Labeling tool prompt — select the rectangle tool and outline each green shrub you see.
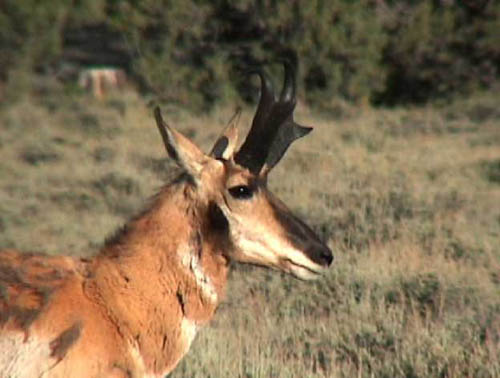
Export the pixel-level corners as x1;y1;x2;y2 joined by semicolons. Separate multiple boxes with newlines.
0;1;68;101
0;0;498;108
377;1;500;104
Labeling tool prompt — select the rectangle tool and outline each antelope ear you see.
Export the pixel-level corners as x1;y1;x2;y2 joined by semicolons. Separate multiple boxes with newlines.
210;107;241;160
154;107;207;181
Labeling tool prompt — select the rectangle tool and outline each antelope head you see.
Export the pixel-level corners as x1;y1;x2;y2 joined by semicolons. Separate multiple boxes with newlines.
154;62;333;280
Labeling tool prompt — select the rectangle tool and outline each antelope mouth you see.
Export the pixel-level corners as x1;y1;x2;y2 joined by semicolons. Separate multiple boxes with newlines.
283;258;328;281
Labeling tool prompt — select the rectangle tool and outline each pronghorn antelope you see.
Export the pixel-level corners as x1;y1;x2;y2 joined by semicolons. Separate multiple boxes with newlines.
78;67;126;99
0;63;333;377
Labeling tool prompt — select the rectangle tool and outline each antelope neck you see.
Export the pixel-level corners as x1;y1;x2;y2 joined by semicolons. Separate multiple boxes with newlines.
84;179;230;375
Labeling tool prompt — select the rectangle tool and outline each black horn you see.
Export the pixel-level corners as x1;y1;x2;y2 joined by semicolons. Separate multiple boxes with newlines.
280;60;296;103
234;61;312;175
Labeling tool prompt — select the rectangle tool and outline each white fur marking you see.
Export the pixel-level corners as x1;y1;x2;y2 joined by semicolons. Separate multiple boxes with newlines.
127;339;159;378
162;317;198;376
179;245;218;303
0;333;52;378
181;317;198;350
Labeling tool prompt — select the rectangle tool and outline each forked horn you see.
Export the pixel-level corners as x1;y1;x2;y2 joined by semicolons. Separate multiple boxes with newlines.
234;61;312;175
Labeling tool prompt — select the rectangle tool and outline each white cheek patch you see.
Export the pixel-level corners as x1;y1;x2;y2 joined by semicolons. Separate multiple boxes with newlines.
234;232;281;265
221;208;326;278
179;245;218;304
223;210;280;266
0;333;53;378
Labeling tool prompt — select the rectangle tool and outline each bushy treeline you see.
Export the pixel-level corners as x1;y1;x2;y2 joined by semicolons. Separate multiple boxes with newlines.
1;0;499;108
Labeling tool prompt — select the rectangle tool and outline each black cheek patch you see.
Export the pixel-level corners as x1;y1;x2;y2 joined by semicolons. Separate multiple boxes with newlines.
207;202;234;258
208;202;229;234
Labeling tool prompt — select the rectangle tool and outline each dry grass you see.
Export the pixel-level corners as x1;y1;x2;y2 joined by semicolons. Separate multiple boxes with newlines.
0;90;499;377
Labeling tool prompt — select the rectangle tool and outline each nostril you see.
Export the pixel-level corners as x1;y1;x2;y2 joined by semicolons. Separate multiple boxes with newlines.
324;251;333;266
322;248;334;266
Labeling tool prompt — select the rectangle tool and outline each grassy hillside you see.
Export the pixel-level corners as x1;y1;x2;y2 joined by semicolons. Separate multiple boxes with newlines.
0;91;499;377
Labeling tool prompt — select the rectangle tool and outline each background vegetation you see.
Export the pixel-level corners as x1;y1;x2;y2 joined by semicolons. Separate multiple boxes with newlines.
0;0;499;377
1;0;499;109
0;90;499;376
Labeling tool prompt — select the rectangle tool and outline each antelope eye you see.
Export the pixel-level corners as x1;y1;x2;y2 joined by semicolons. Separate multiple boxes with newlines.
228;185;254;199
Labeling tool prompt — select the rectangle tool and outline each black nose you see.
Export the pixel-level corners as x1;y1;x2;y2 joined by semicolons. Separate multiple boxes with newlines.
308;243;334;267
